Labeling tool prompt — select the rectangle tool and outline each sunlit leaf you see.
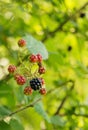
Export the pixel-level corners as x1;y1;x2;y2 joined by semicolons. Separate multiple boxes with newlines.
34;102;50;123
0;106;11;118
0;120;11;130
23;34;48;60
10;118;24;130
51;115;65;126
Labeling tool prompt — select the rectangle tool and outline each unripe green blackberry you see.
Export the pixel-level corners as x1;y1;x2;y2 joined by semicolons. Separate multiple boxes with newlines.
30;78;42;91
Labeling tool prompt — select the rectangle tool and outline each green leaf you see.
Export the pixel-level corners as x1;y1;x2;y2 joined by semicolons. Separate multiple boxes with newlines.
0;106;11;118
0;120;11;130
34;102;50;123
51;115;65;126
10;118;24;130
0;81;16;107
23;34;48;59
0;119;24;130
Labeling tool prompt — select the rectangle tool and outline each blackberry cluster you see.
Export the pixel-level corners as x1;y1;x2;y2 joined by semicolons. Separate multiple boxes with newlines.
8;38;47;96
30;78;42;90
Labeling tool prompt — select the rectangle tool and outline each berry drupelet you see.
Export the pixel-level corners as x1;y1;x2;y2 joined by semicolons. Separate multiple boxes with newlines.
30;78;42;90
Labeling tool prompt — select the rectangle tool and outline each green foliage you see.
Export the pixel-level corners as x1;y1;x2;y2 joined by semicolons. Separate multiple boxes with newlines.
0;106;11;118
0;0;88;129
51;115;65;127
23;34;48;59
0;119;24;130
34;102;50;123
0;121;11;130
9;118;24;130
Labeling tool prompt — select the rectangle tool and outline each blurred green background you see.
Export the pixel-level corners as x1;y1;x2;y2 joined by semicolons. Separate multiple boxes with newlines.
0;0;88;130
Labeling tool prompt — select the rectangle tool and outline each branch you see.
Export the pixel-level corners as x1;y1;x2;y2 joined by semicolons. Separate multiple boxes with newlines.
59;113;88;118
73;113;88;118
42;2;88;42
47;80;72;95
54;80;75;115
1;98;41;120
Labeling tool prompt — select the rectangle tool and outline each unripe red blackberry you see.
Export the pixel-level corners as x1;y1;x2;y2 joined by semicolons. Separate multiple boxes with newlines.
30;78;42;90
8;65;16;73
18;39;26;47
29;54;38;63
16;75;26;85
39;78;45;85
24;86;33;95
36;54;42;62
38;66;46;74
39;88;46;95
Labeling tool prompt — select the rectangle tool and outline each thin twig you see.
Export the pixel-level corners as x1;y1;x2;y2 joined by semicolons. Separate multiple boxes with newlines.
73;113;88;118
9;98;41;116
59;113;88;118
42;2;88;42
47;80;72;95
54;80;74;115
1;98;41;120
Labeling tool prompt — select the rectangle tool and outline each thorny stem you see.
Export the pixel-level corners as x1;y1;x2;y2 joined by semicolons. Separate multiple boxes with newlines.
54;80;75;115
0;98;41;121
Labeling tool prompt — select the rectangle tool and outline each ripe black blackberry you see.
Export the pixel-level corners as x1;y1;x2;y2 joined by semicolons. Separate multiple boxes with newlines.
30;78;42;90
